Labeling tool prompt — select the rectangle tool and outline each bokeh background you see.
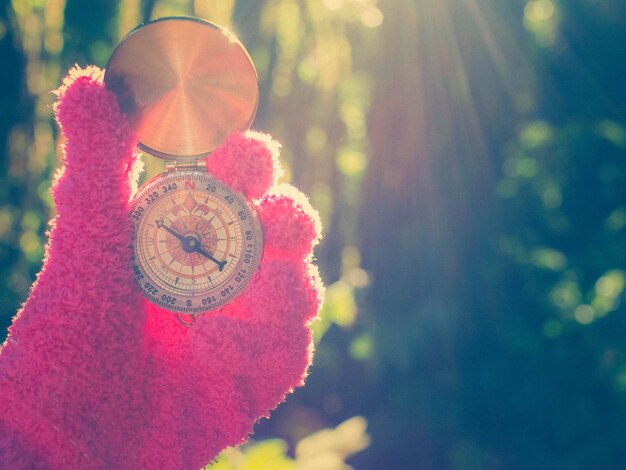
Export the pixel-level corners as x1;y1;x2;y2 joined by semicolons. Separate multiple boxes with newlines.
2;0;626;468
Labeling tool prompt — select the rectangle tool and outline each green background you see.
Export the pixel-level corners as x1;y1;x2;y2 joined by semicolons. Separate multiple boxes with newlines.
1;0;626;468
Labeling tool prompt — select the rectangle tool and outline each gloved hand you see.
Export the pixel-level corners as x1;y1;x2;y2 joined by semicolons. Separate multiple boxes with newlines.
0;66;323;469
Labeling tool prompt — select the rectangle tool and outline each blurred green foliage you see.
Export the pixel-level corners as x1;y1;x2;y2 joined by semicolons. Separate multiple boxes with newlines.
2;0;626;468
209;416;369;470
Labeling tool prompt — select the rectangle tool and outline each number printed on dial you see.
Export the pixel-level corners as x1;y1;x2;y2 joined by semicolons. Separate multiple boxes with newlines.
130;171;263;313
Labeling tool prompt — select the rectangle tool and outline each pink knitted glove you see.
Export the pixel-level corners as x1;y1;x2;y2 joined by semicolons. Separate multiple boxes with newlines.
0;66;323;469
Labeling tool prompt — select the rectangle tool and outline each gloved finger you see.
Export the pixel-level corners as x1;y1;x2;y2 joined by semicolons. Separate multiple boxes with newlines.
188;259;323;416
52;65;141;256
205;131;282;200
257;184;322;262
237;258;323;326
8;65;145;326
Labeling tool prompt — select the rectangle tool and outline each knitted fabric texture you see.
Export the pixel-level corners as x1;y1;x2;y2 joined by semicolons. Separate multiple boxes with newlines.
0;66;323;469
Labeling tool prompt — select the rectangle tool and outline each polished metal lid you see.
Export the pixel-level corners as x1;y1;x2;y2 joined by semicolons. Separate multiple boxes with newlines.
104;17;258;160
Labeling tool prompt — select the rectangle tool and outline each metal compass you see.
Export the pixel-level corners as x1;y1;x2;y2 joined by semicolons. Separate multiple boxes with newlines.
105;17;262;314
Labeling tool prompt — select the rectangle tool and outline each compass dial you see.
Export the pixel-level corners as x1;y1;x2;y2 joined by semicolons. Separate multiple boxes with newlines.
130;171;263;313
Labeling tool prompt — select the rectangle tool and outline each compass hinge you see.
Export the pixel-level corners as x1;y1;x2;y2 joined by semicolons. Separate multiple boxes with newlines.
165;161;207;173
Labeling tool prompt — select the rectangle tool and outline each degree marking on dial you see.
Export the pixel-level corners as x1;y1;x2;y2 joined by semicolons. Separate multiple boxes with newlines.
133;172;262;312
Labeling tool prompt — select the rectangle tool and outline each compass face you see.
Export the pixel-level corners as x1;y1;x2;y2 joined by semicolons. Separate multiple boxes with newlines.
130;171;263;313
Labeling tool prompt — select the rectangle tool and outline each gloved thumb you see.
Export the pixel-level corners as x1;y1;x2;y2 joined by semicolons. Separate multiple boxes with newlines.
52;65;141;263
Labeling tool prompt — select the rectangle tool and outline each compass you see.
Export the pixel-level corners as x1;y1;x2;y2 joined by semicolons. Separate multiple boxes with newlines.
129;171;262;313
105;17;262;314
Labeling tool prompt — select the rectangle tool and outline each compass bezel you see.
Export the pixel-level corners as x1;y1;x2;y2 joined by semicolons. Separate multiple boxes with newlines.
129;171;263;314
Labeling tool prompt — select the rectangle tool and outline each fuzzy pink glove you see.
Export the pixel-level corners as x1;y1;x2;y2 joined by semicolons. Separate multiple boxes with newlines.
0;66;323;469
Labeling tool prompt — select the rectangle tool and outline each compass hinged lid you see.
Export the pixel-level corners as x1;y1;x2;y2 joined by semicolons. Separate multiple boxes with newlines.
104;17;259;161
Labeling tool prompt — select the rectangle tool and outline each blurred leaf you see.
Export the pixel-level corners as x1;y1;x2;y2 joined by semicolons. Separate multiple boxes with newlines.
349;333;374;361
210;417;369;470
519;120;554;149
313;279;357;341
209;440;295;470
530;246;567;271
597;120;626;148
296;416;370;470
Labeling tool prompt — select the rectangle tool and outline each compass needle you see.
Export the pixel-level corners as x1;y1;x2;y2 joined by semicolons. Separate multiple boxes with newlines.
196;245;227;271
